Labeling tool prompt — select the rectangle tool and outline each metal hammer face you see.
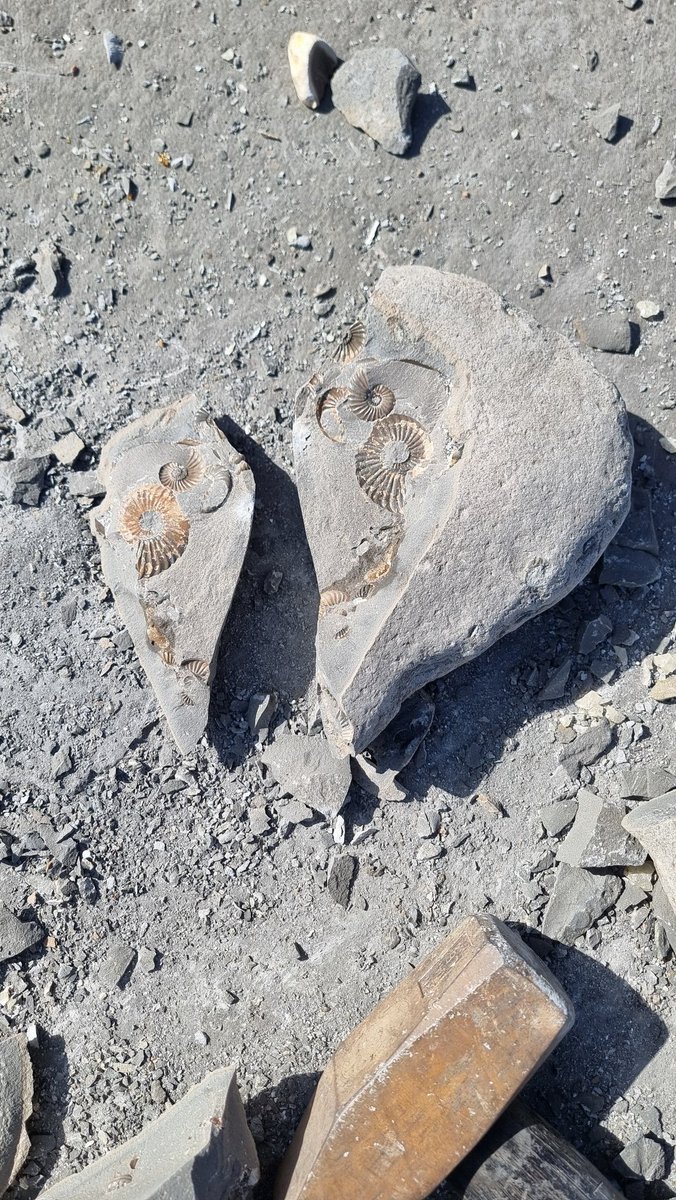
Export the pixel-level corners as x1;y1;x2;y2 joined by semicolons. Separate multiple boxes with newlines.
274;914;574;1200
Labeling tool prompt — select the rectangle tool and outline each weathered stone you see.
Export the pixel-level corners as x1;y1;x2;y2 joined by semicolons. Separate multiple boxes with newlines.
591;103;620;141
327;854;357;907
0;455;49;506
622;791;676;914
541;863;622;944
557;790;646;868
645;766;676;798
652;881;676;953
614;487;658;554
294;268;632;755
274;914;573;1200
599;545;661;587
619;765;648;799
42;1068;259;1199
650;677;676;702
540;799;578;837
34;238;64;296
558;722;614;777
0;1033;33;1194
574;314;631;354
331;48;421;156
0;904;43;963
351;754;407;802
262;727;351;818
68;470;106;498
578;614;613;654
613;1135;666;1182
636;299;662;320
655;160;676;201
287;31;338;110
98;940;136;989
91;395;254;753
537;659;571;702
366;688;434;773
52;430;85;466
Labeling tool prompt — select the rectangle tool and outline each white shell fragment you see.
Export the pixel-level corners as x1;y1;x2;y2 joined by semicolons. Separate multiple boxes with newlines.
91;395;255;753
288;31;339;110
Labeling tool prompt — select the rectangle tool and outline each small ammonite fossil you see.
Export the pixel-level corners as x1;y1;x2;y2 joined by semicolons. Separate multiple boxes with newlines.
316;387;348;444
182;658;210;683
332;319;366;364
319;586;349;616
355;414;432;514
119;484;190;577
159;449;205;493
345;367;395;422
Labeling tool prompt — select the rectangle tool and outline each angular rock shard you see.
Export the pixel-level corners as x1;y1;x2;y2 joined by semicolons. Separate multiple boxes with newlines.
262;727;351;818
288;32;339;110
331;48;421;156
293;267;632;755
274;913;574;1200
42;1068;259;1200
91;396;254;753
622;791;676;914
0;1033;33;1195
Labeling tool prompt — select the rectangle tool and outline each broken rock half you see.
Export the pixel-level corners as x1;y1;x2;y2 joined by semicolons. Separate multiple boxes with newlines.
91;396;254;753
293;267;632;755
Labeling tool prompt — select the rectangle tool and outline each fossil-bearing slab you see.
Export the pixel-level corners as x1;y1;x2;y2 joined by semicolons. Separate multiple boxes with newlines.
92;395;254;753
293;267;633;756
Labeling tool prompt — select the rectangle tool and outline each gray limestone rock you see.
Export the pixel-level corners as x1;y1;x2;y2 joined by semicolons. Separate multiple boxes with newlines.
0;1034;32;1194
540;799;578;837
262;727;351;818
652;881;676;954
614;486;658;554
351;754;407;803
558;723;615;778
0;455;49;506
91;396;255;753
599;545;660;587
331;47;421;156
294;267;632;756
613;1135;666;1182
574;314;631;354
655;160;676;201
41;1068;259;1199
0;904;43;962
591;103;621;141
327;854;357;907
619;765;648;799
622;790;676;914
34;238;64;297
557;790;646;868
578;614;613;654
537;659;571;702
541;863;622;944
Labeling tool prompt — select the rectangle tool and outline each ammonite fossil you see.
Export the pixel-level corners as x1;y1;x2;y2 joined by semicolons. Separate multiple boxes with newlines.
345;367;395;421
316;387;348;444
182;658;210;683
119;484;190;577
332;319;366;364
159;449;205;493
319;586;350;616
355;415;432;514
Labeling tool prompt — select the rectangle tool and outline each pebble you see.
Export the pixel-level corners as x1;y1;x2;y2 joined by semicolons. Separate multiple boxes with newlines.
103;30;124;68
591;103;620;142
0;455;49;506
655;160;676;201
578;614;613;655
574;314;632;355
52;430;85;466
34;141;50;159
636;299;662;320
452;67;474;88
416;808;441;839
331;47;421;157
537;659;571;702
549;188;563;205
327;854;357;908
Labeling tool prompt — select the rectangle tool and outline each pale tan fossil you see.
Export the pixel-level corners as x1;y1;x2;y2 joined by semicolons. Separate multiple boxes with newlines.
119;484;190;577
159;449;205;493
332;319;366;365
355;414;432;513
345;367;395;421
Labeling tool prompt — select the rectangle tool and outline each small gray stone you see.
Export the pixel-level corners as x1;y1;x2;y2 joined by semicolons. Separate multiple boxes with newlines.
574;314;632;354
68;471;106;499
247;691;276;738
636;299;662;320
40;1068;259;1199
0;905;43;963
540;799;578;837
541;863;622;944
655;160;676;202
276;799;315;829
35;239;64;297
619;765;648;799
262;728;351;818
646;766;676;799
99;941;136;989
137;945;158;973
591;103;621;142
578;614;613;655
35;141;51;159
416;807;441;838
652;881;676;953
327;854;357;908
537;659;572;702
599;546;661;588
613;1135;666;1182
557;790;646;868
248;808;271;837
452;66;474;88
558;723;615;777
623;791;676;915
0;455;49;506
103;30;124;68
614;487;658;555
331;47;421;156
0;1034;33;1194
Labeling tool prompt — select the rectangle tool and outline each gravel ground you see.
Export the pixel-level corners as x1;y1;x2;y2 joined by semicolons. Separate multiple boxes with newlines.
0;0;675;1196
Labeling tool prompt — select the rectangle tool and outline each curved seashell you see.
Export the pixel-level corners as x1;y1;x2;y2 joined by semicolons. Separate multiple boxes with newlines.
288;31;338;110
159;449;205;493
119;484;190;577
332;319;366;364
316;387;348;444
182;658;210;683
345;367;396;421
319;586;350;616
355;415;432;514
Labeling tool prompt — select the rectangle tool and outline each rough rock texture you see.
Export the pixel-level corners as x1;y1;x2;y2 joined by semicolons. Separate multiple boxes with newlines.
0;455;49;506
91;395;254;753
623;791;676;914
0;1033;33;1195
557;790;646;869
262;728;351;818
591;103;621;142
330;48;421;156
0;904;43;962
541;863;623;944
287;32;338;110
293;267;632;755
574;314;632;354
655;159;676;201
41;1068;259;1199
274;914;573;1200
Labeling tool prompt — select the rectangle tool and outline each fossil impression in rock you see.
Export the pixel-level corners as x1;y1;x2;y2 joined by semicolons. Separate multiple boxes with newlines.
293;268;633;757
91;395;254;753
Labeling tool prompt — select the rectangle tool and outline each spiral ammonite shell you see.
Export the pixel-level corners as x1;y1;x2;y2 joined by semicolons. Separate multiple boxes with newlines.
159;449;205;493
332;319;366;364
316;387;348;444
119;484;190;577
345;367;395;421
355;415;432;514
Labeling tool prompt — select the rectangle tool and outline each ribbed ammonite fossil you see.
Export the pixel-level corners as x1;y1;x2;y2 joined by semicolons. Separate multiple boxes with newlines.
332;319;366;364
119;484;190;577
355;414;432;513
345;367;396;422
158;449;205;492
